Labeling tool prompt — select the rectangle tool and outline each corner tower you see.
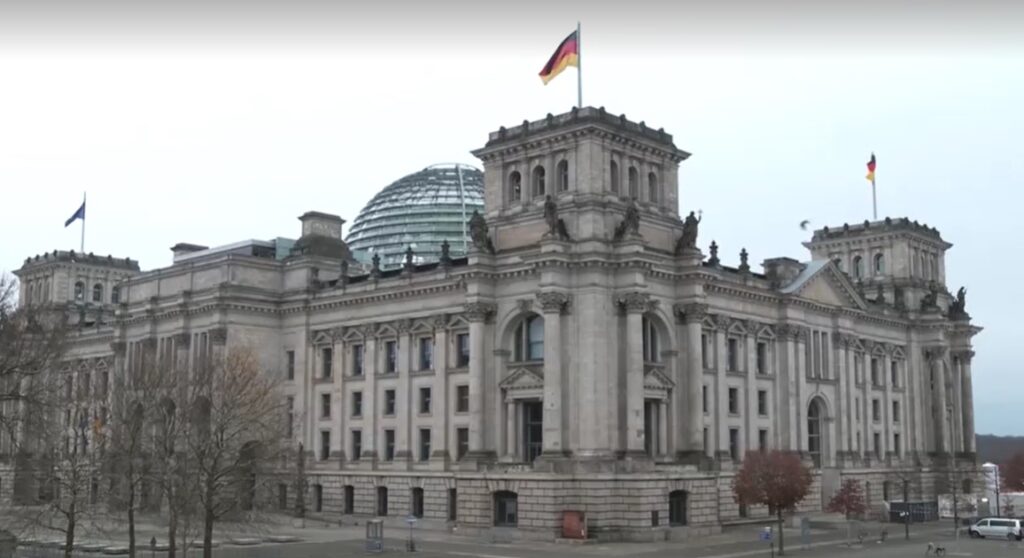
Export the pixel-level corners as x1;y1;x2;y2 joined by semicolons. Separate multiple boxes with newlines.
471;107;690;253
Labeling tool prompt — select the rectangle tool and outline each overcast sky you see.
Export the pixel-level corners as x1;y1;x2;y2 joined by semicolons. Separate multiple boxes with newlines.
0;0;1021;435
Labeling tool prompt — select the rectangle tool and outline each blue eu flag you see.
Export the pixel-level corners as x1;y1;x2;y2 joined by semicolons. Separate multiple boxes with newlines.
65;201;85;227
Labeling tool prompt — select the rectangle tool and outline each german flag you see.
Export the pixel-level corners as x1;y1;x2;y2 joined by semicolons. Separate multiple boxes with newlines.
865;153;877;183
539;31;579;85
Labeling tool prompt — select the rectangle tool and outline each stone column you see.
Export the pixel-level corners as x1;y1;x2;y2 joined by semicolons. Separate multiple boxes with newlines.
776;326;798;451
431;315;449;464
835;334;851;457
658;400;669;457
505;399;517;459
795;328;808;453
745;321;758;452
619;292;649;456
395;319;413;464
464;302;495;460
927;347;949;454
361;327;378;464
952;355;964;453
960;350;976;453
677;303;707;458
538;292;569;457
713;315;730;463
883;347;893;461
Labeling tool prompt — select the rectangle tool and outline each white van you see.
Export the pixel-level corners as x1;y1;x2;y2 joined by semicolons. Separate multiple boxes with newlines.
968;518;1023;540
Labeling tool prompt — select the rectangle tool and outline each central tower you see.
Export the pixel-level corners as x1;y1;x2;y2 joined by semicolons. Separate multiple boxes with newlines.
471;106;690;254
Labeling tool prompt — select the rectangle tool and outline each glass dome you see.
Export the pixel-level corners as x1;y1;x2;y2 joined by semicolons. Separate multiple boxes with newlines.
345;163;484;269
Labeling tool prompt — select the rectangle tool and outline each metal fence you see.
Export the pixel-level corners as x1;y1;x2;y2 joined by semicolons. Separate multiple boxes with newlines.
888;501;939;523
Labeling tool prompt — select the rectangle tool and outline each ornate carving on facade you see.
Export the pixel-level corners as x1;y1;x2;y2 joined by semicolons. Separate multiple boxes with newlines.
536;292;570;314
395;319;413;334
330;326;346;340
516;299;532;314
468;210;495;254
920;282;940;310
674;210;702;255
616;292;650;313
360;324;377;338
431;314;449;330
109;341;126;356
713;314;731;330
404;246;415;274
463;302;496;323
208;328;228;345
948;286;969;319
674;302;709;324
775;324;800;341
439;240;452;268
543;195;571;241
952;349;976;363
612;198;641;241
745;319;760;335
339;259;349;287
371;254;382;279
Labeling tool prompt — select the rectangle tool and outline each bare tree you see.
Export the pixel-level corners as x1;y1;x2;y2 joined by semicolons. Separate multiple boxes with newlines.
184;346;287;558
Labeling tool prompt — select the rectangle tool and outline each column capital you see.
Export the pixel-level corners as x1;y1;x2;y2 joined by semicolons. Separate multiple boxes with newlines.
952;349;975;363
395;318;413;333
536;292;570;314
924;346;948;361
617;292;651;314
674;302;708;324
173;332;191;347
431;314;449;330
209;327;227;345
712;314;731;330
463;302;496;323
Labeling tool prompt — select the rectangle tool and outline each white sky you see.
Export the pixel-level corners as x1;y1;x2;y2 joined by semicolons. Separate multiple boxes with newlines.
1;0;1021;434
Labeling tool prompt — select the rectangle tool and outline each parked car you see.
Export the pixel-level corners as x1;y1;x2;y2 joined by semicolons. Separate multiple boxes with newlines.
968;518;1023;540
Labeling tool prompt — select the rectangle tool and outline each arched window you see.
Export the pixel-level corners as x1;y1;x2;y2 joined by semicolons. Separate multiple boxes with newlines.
852;256;863;279
494;491;518;526
512;314;544;362
642;316;660;363
92;283;103;303
873;253;884;275
557;160;569;192
74;281;85;302
648;172;659;203
807;398;824;467
610;161;620;194
669;490;688;526
508;171;522;203
111;286;121;305
628;166;639;198
532;165;546;197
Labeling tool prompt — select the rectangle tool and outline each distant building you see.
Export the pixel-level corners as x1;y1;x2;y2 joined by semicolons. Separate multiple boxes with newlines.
5;107;982;539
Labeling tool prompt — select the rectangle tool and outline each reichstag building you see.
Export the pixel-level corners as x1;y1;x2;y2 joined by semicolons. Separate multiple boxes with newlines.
9;107;981;540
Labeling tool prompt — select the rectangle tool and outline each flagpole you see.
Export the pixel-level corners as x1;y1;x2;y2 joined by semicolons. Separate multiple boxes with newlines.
81;191;86;253
871;179;877;220
576;21;582;108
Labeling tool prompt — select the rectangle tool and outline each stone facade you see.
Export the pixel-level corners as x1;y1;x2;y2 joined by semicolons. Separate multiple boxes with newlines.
5;107;981;540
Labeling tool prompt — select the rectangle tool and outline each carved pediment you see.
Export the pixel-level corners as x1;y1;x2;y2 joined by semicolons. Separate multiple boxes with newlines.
782;262;866;310
644;365;675;392
312;329;335;346
499;367;544;391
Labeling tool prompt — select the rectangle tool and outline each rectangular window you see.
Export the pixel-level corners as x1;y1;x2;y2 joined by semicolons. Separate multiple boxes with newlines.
448;488;457;521
703;428;709;455
729;428;739;461
352;392;363;418
756;342;767;375
352;430;362;461
857;432;862;452
419;387;432;414
728;387;739;414
385;341;398;373
384;429;395;461
701;334;709;369
757;390;767;416
456;385;469;413
411;487;424;518
894;433;901;456
384;389;396;416
727;338;739;371
872;399;880;422
377;486;388;516
758;429;768;451
855;397;861;420
320;393;331;419
322;348;333;379
871;357;880;386
419;428;431;462
352;344;364;376
874;432;882;459
286;350;295;380
456;333;470;367
890;361;898;387
418;337;433;370
314;484;323;512
278;483;288;510
702;385;708;413
287;397;294;436
892;401;900;423
319;430;330;461
344;485;354;514
457;427;469;460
